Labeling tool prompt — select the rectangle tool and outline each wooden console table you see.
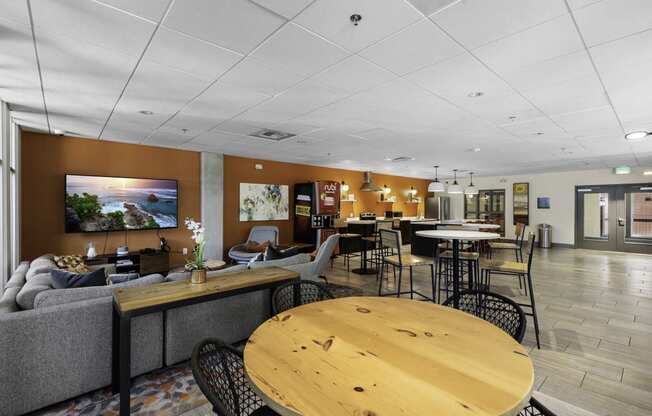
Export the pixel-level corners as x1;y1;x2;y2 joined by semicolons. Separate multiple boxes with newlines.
111;266;300;415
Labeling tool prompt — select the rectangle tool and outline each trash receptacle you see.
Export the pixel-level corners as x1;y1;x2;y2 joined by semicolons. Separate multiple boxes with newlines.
539;224;552;248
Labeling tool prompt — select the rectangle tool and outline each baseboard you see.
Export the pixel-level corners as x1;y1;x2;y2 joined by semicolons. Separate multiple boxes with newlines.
551;243;574;249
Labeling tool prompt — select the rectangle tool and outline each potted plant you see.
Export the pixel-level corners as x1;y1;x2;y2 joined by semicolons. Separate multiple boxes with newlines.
184;218;207;284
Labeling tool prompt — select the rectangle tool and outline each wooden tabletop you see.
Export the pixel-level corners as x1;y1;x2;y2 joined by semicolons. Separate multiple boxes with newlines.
416;229;501;241
244;297;534;416
113;266;299;314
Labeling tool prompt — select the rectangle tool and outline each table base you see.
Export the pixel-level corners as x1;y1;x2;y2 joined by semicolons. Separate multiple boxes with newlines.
351;268;378;275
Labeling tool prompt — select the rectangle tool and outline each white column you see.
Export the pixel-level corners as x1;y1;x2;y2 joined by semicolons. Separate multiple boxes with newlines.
201;152;223;260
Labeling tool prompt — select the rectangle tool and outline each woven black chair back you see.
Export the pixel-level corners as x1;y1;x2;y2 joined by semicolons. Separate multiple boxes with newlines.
272;281;335;315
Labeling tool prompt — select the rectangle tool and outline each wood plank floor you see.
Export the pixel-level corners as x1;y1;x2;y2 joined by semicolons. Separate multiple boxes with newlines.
320;246;652;416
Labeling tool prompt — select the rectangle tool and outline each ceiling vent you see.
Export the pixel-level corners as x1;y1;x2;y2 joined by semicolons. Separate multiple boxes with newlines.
390;156;414;162
249;129;295;141
360;172;383;192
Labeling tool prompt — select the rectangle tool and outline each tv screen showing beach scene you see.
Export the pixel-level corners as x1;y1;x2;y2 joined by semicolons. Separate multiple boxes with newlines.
65;175;178;233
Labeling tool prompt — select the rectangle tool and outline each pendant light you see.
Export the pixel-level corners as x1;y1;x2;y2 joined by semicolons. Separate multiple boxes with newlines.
465;172;479;195
428;165;445;193
447;169;462;194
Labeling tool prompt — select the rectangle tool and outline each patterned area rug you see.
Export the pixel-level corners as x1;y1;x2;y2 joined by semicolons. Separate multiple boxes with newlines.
30;363;207;416
324;282;365;298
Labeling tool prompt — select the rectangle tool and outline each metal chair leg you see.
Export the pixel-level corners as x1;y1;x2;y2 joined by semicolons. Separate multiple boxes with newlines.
526;271;540;349
409;266;414;299
430;264;437;303
396;267;403;298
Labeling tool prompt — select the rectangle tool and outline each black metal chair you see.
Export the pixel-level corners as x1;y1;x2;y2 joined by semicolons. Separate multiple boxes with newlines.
519;397;557;416
442;290;527;343
191;338;279;416
272;281;335;315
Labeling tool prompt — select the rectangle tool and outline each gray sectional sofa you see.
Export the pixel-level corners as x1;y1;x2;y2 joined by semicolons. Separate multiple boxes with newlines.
0;250;326;416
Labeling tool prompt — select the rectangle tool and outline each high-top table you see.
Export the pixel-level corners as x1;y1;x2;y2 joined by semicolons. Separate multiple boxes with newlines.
111;267;300;416
245;297;534;416
416;230;499;307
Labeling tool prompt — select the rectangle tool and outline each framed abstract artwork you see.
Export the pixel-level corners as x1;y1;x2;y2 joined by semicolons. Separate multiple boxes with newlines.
239;183;289;221
537;197;551;209
513;182;529;225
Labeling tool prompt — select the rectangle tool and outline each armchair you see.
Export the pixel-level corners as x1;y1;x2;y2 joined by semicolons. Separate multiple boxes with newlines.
228;226;279;263
283;234;339;282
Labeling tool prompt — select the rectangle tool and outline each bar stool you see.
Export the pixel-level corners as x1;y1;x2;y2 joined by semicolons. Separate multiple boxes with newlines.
338;233;361;272
481;233;540;349
377;229;436;301
489;222;526;261
436;249;480;302
370;220;394;269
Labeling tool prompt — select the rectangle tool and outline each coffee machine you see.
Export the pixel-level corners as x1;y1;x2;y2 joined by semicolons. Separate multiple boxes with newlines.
293;181;341;246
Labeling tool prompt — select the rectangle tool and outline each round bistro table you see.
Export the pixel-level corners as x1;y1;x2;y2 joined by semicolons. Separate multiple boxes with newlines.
244;297;534;416
416;230;499;308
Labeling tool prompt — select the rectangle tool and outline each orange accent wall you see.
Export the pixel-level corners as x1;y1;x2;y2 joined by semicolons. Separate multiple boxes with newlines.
224;155;429;254
20;132;200;266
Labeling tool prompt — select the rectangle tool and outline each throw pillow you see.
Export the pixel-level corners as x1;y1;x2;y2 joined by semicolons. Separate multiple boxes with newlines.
51;268;106;289
53;255;90;273
244;240;272;253
263;245;299;261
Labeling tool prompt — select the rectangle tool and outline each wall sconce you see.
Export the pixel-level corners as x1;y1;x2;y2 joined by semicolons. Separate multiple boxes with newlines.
409;186;417;196
383;185;391;194
341;181;349;192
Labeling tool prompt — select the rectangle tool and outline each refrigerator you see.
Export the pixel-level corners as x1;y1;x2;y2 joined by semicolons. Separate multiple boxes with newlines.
425;196;451;220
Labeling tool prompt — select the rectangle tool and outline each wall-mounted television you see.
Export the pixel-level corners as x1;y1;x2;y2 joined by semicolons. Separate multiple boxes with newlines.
65;174;178;233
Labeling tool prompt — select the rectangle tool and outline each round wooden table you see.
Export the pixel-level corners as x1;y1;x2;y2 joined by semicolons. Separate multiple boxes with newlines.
244;297;533;416
416;230;500;308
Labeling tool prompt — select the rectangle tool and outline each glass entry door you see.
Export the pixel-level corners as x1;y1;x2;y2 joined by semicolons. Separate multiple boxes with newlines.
576;184;652;253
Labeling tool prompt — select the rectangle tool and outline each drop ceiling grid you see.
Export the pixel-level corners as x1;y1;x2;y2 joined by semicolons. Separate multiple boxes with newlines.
4;0;652;177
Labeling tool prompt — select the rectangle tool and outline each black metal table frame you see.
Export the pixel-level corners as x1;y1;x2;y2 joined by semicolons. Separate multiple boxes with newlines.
351;238;378;275
112;275;300;416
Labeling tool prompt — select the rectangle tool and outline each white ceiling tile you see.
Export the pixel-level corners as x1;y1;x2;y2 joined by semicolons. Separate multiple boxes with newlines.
219;56;305;96
462;93;543;125
359;20;464;75
294;0;423;52
474;14;584;74
144;27;242;81
551;107;622;138
431;0;568;49
213;119;265;135
406;53;513;106
496;50;595;91
407;0;461;16
31;0;155;57
252;23;349;77
95;0;170;22
573;0;652;47
1;1;30;27
163;0;285;54
521;75;608;116
250;0;313;19
590;30;652;133
500;117;570;139
311;56;395;93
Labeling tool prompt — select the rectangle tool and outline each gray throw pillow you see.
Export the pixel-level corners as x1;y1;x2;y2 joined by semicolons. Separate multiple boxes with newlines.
51;268;106;289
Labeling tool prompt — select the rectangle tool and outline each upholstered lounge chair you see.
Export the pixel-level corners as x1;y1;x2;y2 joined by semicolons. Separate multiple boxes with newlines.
228;226;279;263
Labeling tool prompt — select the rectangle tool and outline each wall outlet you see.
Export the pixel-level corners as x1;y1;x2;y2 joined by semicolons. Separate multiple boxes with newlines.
182;247;188;255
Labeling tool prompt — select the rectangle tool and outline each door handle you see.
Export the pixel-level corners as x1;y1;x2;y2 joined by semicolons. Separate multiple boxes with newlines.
618;218;625;226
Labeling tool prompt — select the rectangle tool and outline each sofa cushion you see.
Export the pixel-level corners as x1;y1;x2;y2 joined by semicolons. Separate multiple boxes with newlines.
0;287;21;314
16;272;54;310
6;262;29;289
165;265;247;282
51;268;105;289
33;273;165;309
26;257;58;280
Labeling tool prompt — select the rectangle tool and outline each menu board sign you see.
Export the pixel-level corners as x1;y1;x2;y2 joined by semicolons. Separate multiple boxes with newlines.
315;181;340;215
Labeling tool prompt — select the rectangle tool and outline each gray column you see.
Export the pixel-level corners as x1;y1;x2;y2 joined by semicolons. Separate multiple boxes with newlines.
201;152;223;260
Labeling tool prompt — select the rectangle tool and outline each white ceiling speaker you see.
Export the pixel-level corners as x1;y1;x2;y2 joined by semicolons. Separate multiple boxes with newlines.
465;172;478;195
428;165;445;193
447;169;462;194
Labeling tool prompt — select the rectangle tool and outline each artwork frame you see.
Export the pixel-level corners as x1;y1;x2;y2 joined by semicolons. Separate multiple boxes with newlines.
239;183;289;221
513;182;529;225
537;197;551;209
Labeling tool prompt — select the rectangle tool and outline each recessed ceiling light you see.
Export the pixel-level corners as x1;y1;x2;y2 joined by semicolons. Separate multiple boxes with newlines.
350;14;362;26
472;147;481;152
625;131;649;140
508;116;517;120
467;91;484;98
534;132;544;136
139;110;154;115
644;170;652;175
